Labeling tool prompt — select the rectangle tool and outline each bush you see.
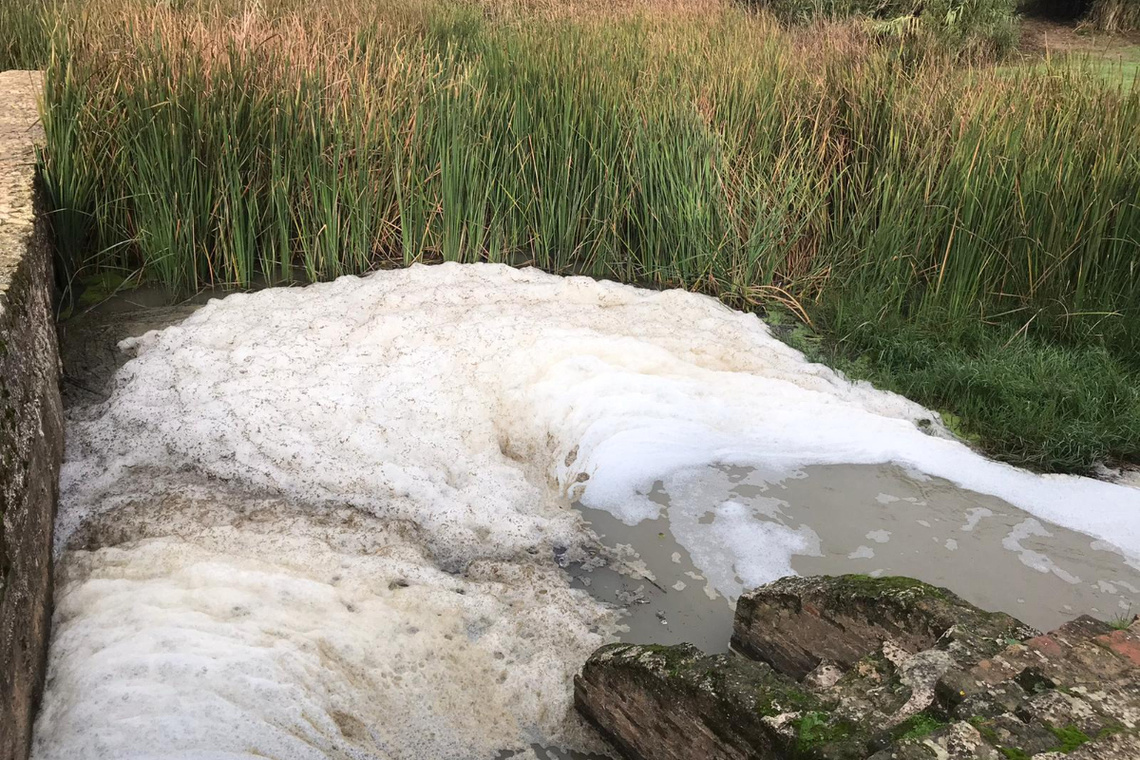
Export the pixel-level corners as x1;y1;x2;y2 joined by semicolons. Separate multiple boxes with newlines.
1019;0;1140;31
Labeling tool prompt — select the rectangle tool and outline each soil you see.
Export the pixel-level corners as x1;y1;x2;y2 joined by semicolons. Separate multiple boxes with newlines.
1017;16;1140;58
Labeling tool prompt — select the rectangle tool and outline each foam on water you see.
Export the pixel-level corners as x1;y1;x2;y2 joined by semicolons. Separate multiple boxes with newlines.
36;487;614;759
42;263;1140;757
64;263;1140;564
58;263;938;560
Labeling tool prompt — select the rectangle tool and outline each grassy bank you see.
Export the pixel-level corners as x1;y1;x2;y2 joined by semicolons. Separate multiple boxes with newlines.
775;310;1140;473
11;0;1140;474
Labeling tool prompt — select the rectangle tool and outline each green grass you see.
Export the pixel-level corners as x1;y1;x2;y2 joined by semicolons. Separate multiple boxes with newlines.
1081;53;1140;87
998;748;1031;760
889;712;947;742
771;303;1140;475
11;0;1140;474
1001;40;1140;88
1046;724;1092;752
1109;608;1135;629
816;312;1140;473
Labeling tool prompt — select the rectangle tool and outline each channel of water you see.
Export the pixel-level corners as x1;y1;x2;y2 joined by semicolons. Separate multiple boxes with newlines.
32;265;1140;759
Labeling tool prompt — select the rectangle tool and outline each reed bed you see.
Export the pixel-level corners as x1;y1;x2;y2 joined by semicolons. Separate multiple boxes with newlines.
0;0;51;70
19;0;1140;471
1088;0;1140;31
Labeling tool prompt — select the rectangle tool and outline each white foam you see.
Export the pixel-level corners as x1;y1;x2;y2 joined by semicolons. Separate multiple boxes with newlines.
961;507;994;532
1002;518;1081;585
34;495;613;760
66;263;1140;565
47;262;1140;756
61;262;1140;574
59;264;939;562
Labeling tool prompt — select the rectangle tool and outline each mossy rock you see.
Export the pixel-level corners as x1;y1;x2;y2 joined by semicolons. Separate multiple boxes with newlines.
576;642;873;760
733;575;1038;680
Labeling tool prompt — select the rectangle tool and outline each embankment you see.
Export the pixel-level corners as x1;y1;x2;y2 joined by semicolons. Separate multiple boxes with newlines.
0;69;60;760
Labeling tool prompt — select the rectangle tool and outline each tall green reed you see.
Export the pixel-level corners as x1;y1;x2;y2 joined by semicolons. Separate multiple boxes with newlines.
0;0;51;70
33;0;1140;357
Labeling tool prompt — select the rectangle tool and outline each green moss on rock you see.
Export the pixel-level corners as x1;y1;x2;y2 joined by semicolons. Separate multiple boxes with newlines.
998;748;1031;760
794;711;868;759
578;643;873;760
890;713;948;743
1046;724;1091;753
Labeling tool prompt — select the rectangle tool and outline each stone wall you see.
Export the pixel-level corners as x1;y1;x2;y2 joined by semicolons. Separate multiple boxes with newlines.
0;70;61;760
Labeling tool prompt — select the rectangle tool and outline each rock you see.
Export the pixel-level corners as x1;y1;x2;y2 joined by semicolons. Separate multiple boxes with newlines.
1063;732;1140;759
577;575;1140;760
574;643;870;760
869;721;1003;760
732;574;1036;680
972;713;1062;756
1017;689;1108;736
826;645;912;726
804;660;844;690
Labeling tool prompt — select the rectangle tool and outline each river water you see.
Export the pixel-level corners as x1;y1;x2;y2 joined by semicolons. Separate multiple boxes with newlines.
32;264;1140;759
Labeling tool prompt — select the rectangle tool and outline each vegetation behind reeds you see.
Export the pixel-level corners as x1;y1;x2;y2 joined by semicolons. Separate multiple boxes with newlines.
754;0;1020;57
1088;0;1140;31
13;0;1140;473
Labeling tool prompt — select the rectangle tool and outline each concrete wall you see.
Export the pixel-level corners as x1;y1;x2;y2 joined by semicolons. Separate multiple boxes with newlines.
0;70;61;760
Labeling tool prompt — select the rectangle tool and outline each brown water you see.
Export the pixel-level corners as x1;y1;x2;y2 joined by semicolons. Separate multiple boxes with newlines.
573;463;1140;651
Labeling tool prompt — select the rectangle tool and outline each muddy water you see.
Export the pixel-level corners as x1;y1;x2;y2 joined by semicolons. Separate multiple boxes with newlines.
573;463;1140;651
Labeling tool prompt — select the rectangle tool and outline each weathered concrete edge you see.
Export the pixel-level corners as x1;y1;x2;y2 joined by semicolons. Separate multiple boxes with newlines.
0;69;61;760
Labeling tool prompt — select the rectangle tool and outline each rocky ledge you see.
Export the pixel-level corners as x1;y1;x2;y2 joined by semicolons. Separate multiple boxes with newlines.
575;575;1140;760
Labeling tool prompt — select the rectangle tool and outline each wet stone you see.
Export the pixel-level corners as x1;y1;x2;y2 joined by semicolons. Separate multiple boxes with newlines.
731;574;1037;680
574;642;870;760
576;574;1140;760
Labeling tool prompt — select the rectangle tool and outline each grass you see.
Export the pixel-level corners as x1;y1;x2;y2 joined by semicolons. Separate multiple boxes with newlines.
1109;607;1135;629
8;0;1140;474
1081;53;1140;86
813;312;1140;473
889;712;947;742
1046;724;1092;752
